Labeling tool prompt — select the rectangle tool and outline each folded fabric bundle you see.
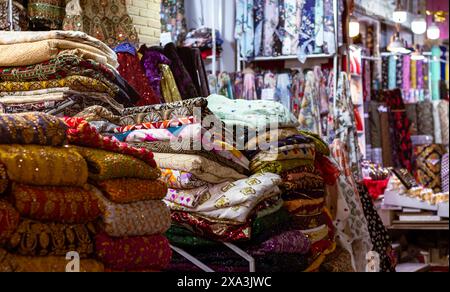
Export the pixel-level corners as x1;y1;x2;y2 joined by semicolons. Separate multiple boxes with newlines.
170;207;289;243
64;117;157;168
0;201;20;244
95;233;172;271
115;116;197;133
6;220;97;257
290;212;329;230
320;246;355;272
281;166;324;182
0;112;67;146
1;253;104;272
166;186;210;208
12;183;101;224
0;39;118;67
0;145;88;187
74;105;122;124
252;230;311;255
250;144;316;162
116;123;202;143
72;147;160;181
153;153;246;183
161;169;208;190
284;198;326;216
0;76;116;99
95;179;167;204
0;31;116;61
95;192;171;237
0;164;8;194
165;173;281;223
207;94;299;131
250;159;314;175
244;134;313;159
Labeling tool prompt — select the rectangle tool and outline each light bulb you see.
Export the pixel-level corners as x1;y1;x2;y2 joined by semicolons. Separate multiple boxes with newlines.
411;15;427;35
393;10;408;23
349;17;360;38
427;23;440;40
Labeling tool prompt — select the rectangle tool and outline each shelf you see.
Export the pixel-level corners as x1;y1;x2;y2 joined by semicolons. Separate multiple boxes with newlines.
388;221;449;231
242;54;334;62
396;263;431;273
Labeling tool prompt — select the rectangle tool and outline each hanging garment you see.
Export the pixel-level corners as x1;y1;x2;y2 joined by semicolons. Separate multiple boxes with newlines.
254;0;265;57
28;0;64;30
164;43;199;100
388;55;396;90
379;104;394;167
177;47;210;97
263;71;277;98
291;70;305;118
275;73;292;111
323;0;336;55
313;0;324;54
273;0;285;57
315;67;328;115
298;0;316;63
0;0;27;31
139;47;171;99
438;100;449;145
235;0;255;59
208;74;218;95
405;103;418;135
116;45;161;106
160;0;187;46
63;0;139;47
298;71;321;135
263;0;279;56
255;73;265;100
282;0;299;56
160;64;182;103
242;69;257;100
233;72;244;100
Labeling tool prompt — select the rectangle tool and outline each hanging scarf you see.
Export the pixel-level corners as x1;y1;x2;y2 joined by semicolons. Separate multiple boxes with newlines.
313;0;324;54
298;71;321;135
403;55;411;94
323;0;336;55
411;60;417;89
438;100;449;145
396;54;403;88
254;0;265;57
298;0;316;63
388;55;396;90
235;0;255;59
243;70;257;100
275;73;292;111
282;0;299;56
263;0;279;56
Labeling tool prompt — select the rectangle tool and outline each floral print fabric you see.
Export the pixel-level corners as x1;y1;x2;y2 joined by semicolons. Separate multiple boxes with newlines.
161;169;207;190
235;0;255;59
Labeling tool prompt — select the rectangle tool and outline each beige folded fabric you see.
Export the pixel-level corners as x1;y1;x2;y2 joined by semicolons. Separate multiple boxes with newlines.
0;30;116;63
153;153;247;183
0;39;117;67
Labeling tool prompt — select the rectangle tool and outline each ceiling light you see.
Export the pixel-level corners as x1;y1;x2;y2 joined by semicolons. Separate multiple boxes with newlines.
393;1;408;23
427;22;440;40
349;16;360;38
411;12;427;34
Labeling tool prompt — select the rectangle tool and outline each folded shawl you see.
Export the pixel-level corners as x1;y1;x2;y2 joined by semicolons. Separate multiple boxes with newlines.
94;179;167;204
0;145;88;187
0;201;20;244
160;168;207;189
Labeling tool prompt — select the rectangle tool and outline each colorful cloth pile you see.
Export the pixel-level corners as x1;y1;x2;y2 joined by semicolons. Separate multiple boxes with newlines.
0;31;142;116
0;113;172;272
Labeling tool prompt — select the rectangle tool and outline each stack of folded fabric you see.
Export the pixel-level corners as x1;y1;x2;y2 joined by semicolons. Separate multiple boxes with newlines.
0;31;142;116
182;27;224;59
62;117;173;272
0;112;104;272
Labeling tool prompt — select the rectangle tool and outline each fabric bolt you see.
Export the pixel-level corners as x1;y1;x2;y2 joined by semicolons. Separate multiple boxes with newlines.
254;230;311;255
242;70;257;100
272;0;284;56
72;147;160;181
95;233;172;271
0;112;67;146
298;130;330;156
251;144;316;163
254;0;264;56
388;56;396;90
298;71;321;134
117;51;161;106
433;101;443;144
313;0;324;54
0;145;88;187
95;192;171;237
28;0;64;30
262;0;279;56
116;123;202;144
160;64;183;103
396;55;403;88
358;184;396;272
245;134;313;159
7;220;96;258
233;72;244;99
379;107;394;167
64;117;157;168
298;0;316;63
166;186;210;209
315;66;329;115
12;183;101;224
403;55;411;93
442;154;449;193
369;101;382;148
411;60;417;89
414;144;447;193
0;201;20;244
160;169;207;190
320;246;355;272
417;60;424;89
95;179;167;204
63;0;139;47
281;0;298;56
235;0;255;59
438;100;449;145
405;103;418;135
417;101;435;137
381;57;389;90
165;173;281;224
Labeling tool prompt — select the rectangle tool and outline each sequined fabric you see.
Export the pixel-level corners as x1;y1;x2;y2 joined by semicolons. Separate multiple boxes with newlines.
96;232;172;271
0;113;67;146
12;183;101;224
0;145;88;187
0;201;20;245
0;164;7;194
7;220;96;258
28;0;65;30
95;179;167;204
72;147;160;181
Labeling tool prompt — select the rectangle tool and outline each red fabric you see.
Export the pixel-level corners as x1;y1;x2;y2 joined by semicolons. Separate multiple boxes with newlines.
353;106;364;132
63;117;157;168
362;178;389;200
95;232;172;271
0;200;20;244
315;154;340;186
117;53;162;106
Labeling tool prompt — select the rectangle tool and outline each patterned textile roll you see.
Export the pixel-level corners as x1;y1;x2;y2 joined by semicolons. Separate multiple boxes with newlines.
0;201;20;244
12;183;101;224
405;103;418;135
438;100;449;145
442;154;449;193
94;179;167;204
414;144;447;193
433;101;443;144
95;232;172;271
417;101;435;137
0;145;88;187
379;109;393;167
369;101;382;148
0;112;67;146
6;220;97;257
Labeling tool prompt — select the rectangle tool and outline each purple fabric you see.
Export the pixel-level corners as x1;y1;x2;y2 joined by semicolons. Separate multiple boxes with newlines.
253;230;311;255
140;49;171;99
417;60;424;90
403;55;411;93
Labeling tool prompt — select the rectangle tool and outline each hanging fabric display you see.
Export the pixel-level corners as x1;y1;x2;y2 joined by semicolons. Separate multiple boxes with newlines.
0;0;27;31
298;0;315;63
235;0;255;59
263;0;279;57
28;0;65;30
160;0;188;46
